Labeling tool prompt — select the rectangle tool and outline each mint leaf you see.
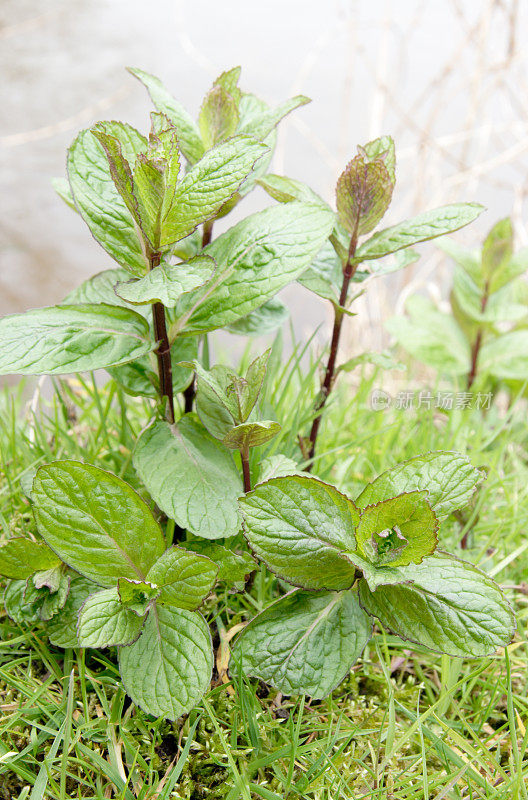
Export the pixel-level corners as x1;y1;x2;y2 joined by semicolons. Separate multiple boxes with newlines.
33;461;165;586
4;580;42;625
47;575;97;647
52;176;76;210
225;297;289;336
237;95;310;141
198;85;239;148
118;605;212;720
354;492;437;568
160;137;268;248
240;476;359;591
257;454;306;483
359;552;515;657
179;542;255;584
362;135;396;182
134;416;242;539
482;217;513;283
223;420;280;450
28;567;71;621
0;538;59;579
117;578;161;615
298;241;343;304
174;202;335;333
0;304;153;376
257;174;330;206
64;268;148;314
77;587;146;647
356;451;484;520
115;256;215;306
336;151;394;236
146;546;218;610
127;68;205;165
67;128;148;274
357;203;484;262
193;363;240;439
232;588;372;698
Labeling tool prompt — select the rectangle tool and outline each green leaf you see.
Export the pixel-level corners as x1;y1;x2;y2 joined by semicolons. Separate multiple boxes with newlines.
91;123;142;229
0;538;59;579
28;567;71;621
46;575;98;647
479;330;528;380
438;237;483;287
386;295;471;376
240;476;359;591
225;297;289;336
118;605;212;720
223;420;281;450
199;85;239;148
64;268;148;315
110;334;198;398
482;217;513;283
357;203;484;262
353;492;437;569
361;135;396;182
336;151;394;236
489;247;528;294
298;241;344;304
173;202;335;333
115;256;215;306
77;587;146;647
134;416;242;539
117;578;161;615
0;304;153;376
128;67;205;164
4;580;42;625
179;541;255;584
193;363;240;439
358;552;515;657
336;350;403;375
160;136;268;248
237;94;310;141
33;461;165;587
214;66;242;100
146;546;218;610
257;454;306;483
257;174;330;207
232;588;372;698
356;451;484;520
67;127;147;274
452;265;526;325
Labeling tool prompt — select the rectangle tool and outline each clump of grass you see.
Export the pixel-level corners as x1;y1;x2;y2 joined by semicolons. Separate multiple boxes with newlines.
0;359;527;798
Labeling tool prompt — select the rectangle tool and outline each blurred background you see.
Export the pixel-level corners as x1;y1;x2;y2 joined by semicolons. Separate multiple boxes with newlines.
1;0;527;356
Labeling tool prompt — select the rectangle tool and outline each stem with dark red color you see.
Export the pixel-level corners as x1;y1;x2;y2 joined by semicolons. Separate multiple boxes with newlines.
149;251;175;423
307;231;359;466
466;281;489;391
241;445;252;493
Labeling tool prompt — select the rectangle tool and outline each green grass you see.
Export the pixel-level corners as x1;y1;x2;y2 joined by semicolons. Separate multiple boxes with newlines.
0;343;527;799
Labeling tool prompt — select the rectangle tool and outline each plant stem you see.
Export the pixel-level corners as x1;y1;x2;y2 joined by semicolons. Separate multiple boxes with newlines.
240;445;252;493
202;219;214;248
307;231;359;466
466;281;489;391
149;251;175;423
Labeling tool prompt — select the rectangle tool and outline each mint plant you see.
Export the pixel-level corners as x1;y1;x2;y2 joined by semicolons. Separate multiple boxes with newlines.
387;217;528;391
0;66;515;720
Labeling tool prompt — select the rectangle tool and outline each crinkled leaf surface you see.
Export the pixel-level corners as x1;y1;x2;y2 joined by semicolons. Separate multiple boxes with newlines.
356;451;484;520
336;154;393;236
223;420;280;450
67;127;148;274
4;580;42;625
64;268;148;316
257;454;306;483
161;137;268;247
354;492;438;567
172;202;335;333
33;461;165;586
77;587;146;648
26;568;71;621
47;575;98;647
115;256;215;306
117;578;161;615
193;363;239;439
357;203;484;262
118;605;212;720
232;588;372;698
179;541;255;584
240;476;359;590
237;94;310;141
0;304;153;376
359;552;514;657
0;538;59;580
146;546;218;610
134;416;242;539
198;85;239;148
127;68;205;165
257;174;330;206
225;297;289;336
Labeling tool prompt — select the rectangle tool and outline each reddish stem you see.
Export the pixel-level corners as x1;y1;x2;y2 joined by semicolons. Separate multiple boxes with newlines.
149;252;175;423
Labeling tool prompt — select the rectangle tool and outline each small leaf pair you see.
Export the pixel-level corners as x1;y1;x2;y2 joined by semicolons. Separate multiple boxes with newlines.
31;460;219;720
